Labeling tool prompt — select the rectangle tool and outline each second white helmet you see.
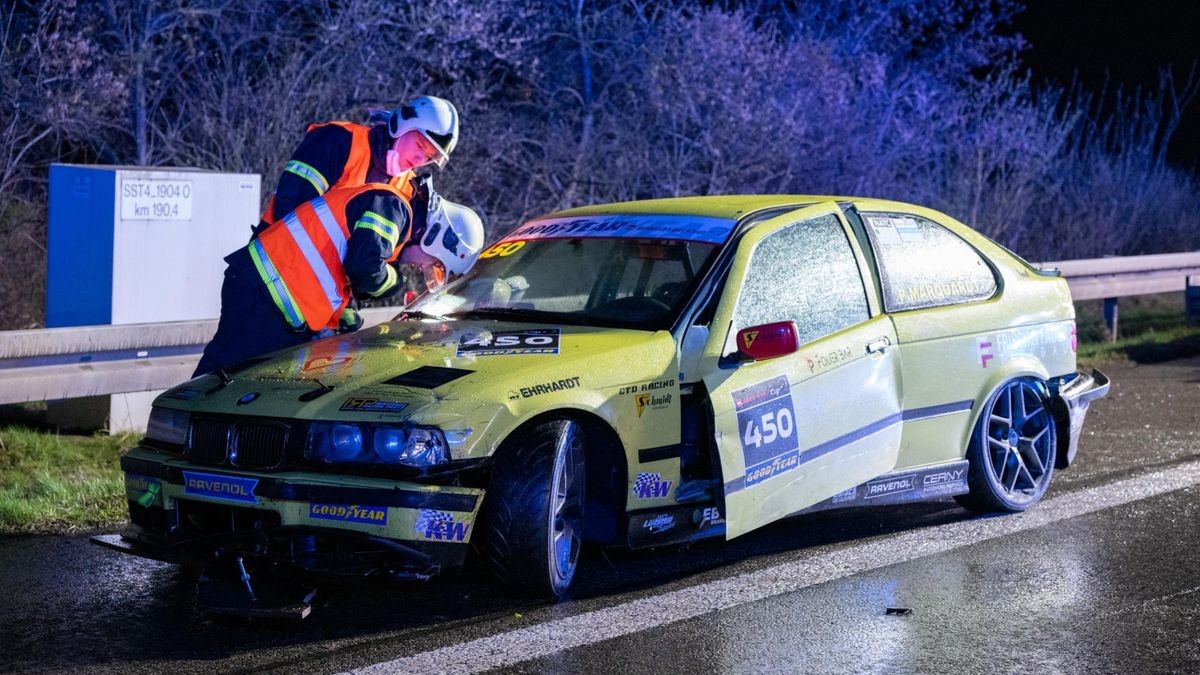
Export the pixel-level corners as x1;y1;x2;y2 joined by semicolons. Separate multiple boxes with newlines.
421;199;484;276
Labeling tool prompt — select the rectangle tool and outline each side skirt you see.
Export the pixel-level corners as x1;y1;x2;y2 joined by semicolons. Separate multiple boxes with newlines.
622;460;970;549
795;459;970;515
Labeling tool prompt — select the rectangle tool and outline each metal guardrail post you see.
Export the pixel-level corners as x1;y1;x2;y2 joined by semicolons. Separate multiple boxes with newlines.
1103;298;1119;342
1188;275;1200;324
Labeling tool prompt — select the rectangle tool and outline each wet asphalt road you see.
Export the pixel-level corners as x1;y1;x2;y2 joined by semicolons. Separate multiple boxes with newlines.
1;356;1197;674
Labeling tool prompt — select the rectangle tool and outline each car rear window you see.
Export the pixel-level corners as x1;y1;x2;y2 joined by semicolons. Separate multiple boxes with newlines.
861;212;997;312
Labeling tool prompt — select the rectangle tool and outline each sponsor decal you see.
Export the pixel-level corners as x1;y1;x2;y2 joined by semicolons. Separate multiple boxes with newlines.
978;337;994;368
339;397;408;413
456;329;560;356
302;356;356;374
309;503;388;526
500;214;734;245
236;392;260;406
635;392;672;417
415;509;470;542
831;486;858;504
742;330;759;350
126;473;162;507
806;345;853;373
161;388;199;401
922;468;967;495
865;474;916;499
516;376;581;399
697;506;724;527
976;325;1072;368
125;474;158;494
618;379;675;396
732;375;800;487
182;471;258;504
633;472;673;500
642;514;676;534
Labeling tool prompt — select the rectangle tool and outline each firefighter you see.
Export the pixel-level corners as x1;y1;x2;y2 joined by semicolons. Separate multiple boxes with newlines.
193;181;484;378
255;95;459;237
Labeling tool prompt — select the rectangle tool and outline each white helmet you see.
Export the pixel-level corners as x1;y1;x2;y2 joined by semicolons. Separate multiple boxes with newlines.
422;199;484;276
387;96;459;168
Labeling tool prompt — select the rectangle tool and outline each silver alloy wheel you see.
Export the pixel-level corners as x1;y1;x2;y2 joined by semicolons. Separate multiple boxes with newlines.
547;424;582;587
982;379;1055;506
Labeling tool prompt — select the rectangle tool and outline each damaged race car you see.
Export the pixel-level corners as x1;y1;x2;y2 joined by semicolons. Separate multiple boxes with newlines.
94;196;1109;615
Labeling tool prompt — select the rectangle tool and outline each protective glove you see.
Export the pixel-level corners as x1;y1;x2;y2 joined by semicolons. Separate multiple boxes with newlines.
338;306;364;333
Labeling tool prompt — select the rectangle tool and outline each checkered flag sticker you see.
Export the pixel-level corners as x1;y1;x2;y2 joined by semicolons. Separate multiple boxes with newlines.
633;472;672;499
415;509;453;537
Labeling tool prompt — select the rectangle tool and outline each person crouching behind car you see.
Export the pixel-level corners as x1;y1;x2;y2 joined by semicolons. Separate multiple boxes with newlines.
193;182;484;378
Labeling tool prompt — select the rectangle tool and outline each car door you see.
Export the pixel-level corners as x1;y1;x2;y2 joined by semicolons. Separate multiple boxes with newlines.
697;202;902;538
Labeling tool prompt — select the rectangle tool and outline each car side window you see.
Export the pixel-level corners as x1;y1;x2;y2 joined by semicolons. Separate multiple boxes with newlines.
732;213;870;345
862;212;997;312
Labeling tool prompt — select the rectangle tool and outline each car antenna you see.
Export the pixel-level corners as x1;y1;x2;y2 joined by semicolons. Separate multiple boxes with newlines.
206;368;234;395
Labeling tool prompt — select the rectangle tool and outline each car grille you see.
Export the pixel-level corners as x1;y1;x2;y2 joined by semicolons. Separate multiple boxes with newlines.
232;423;288;469
186;419;291;469
188;419;230;464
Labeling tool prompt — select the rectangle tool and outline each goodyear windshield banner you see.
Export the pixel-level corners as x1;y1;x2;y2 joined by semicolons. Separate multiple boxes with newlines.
501;215;735;245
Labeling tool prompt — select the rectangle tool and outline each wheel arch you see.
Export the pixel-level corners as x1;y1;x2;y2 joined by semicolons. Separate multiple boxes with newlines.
960;356;1052;457
492;408;629;545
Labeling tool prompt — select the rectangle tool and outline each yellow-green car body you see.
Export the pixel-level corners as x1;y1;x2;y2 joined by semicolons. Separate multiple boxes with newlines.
105;196;1109;596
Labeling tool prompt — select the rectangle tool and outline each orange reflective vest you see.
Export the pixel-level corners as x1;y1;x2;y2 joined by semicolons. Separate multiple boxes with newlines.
249;181;414;331
260;121;375;224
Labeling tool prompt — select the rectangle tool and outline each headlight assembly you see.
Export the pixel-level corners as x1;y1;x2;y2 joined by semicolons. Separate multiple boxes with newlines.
308;422;448;468
145;406;190;446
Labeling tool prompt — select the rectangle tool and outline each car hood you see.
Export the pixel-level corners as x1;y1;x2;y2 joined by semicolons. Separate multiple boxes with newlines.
160;319;673;423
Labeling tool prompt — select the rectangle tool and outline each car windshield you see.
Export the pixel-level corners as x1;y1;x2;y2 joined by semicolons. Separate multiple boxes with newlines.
407;214;733;330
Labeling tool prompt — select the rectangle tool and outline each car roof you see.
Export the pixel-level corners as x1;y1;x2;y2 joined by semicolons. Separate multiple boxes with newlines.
547;195;930;221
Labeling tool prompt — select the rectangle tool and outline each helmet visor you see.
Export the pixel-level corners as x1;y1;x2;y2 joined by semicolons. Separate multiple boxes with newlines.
418;130;450;170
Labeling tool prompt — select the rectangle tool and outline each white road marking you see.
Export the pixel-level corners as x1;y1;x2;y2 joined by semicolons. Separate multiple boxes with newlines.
348;459;1200;675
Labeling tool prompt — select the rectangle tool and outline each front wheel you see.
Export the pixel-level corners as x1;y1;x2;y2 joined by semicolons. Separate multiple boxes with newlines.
956;378;1057;513
482;419;585;598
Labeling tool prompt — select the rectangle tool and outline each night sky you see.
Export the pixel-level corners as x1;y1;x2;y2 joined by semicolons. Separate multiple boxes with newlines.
1015;1;1200;170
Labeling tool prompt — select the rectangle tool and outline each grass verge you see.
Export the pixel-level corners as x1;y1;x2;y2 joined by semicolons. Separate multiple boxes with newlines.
0;426;136;534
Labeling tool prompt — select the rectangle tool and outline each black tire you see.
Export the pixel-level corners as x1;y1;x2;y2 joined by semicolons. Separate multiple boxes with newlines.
956;378;1057;513
482;419;585;598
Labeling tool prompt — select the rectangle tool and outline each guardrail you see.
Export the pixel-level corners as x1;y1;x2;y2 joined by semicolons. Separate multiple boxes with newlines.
0;307;395;405
1038;252;1200;341
1;253;1198;405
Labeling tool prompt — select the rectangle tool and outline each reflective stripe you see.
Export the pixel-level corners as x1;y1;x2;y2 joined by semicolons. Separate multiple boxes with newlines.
366;263;399;298
284;160;330;193
312;197;348;258
355;210;401;246
248;240;305;328
282;213;343;314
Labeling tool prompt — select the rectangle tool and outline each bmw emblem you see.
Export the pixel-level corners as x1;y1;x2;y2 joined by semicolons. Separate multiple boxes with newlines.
236;392;260;406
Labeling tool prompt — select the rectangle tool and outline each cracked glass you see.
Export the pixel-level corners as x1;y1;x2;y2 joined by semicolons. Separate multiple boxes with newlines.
733;213;869;345
862;212;997;311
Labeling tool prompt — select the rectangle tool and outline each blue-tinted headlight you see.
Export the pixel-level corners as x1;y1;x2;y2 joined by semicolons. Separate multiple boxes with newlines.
374;427;407;462
309;423;365;463
309;423;448;468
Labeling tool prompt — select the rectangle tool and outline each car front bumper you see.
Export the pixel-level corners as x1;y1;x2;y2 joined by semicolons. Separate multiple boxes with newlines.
103;447;484;578
1053;368;1111;468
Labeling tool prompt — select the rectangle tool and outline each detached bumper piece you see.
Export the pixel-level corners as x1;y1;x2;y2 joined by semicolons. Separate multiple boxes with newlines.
1052;368;1111;468
196;554;318;620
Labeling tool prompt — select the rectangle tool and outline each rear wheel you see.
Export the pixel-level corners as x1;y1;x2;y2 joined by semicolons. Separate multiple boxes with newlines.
482;419;585;598
957;378;1057;513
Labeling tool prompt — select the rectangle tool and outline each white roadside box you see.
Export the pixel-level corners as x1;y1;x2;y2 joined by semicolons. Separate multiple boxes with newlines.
47;165;260;431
